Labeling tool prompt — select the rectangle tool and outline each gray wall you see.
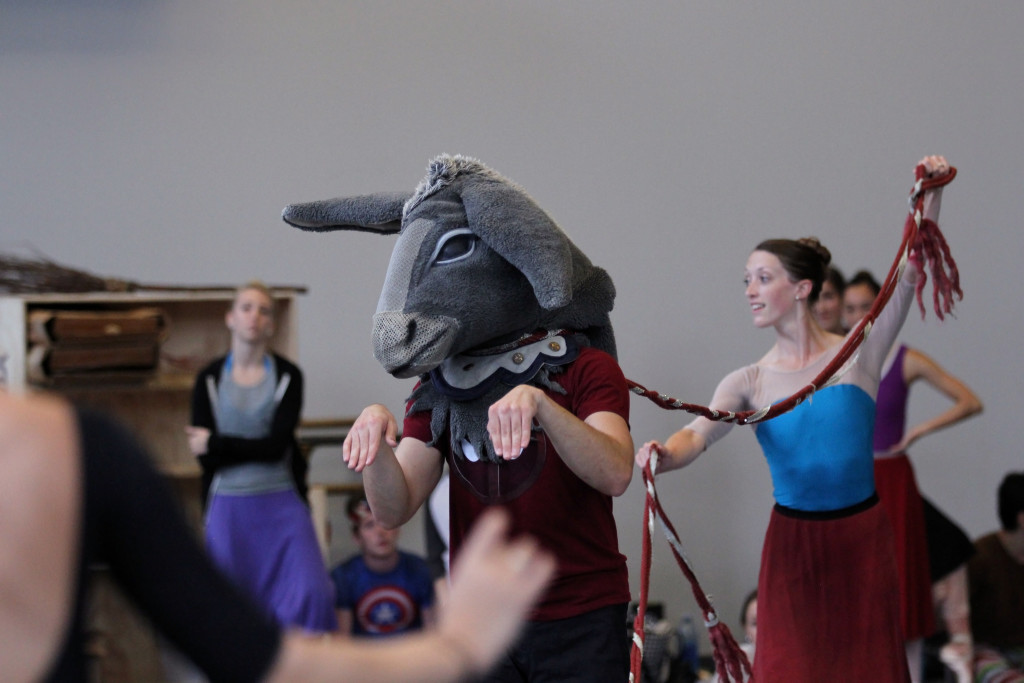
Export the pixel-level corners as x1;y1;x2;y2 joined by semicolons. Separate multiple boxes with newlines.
4;1;1021;646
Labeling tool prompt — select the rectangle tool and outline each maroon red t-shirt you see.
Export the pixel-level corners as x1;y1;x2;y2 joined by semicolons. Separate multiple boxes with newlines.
403;346;631;621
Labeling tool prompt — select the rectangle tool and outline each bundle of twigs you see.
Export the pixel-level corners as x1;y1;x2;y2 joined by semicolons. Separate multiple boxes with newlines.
0;251;140;294
0;250;305;295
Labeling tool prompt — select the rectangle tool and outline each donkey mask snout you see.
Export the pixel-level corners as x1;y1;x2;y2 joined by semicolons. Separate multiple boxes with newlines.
372;310;460;378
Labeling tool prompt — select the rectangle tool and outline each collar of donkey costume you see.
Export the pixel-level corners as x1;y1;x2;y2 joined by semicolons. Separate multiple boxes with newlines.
427;329;578;402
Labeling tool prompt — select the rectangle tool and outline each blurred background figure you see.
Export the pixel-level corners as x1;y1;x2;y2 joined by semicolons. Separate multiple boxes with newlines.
332;492;435;637
425;468;452;607
844;269;982;682
812;266;846;334
187;281;336;633
968;472;1024;683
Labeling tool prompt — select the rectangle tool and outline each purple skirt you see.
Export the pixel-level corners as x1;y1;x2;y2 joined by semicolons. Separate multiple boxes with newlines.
206;489;337;633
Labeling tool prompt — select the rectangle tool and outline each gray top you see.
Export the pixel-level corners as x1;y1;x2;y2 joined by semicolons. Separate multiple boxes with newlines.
210;358;293;495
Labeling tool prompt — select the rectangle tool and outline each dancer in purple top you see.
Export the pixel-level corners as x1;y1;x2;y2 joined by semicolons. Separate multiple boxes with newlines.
844;271;983;682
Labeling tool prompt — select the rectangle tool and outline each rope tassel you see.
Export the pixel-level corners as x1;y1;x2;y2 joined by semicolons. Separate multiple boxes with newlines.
911;217;962;321
708;621;752;683
907;164;962;322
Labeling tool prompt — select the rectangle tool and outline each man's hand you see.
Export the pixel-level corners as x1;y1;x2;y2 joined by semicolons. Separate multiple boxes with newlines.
343;404;399;472
487;385;545;460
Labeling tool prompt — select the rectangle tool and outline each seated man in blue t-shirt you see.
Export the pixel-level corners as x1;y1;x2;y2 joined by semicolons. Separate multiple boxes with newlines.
332;492;436;637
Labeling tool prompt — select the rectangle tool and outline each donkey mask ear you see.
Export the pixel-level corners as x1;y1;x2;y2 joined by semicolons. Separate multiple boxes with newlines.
282;191;410;235
458;176;573;311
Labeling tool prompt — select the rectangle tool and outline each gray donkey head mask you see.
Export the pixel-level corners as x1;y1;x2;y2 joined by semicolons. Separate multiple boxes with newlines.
283;154;617;376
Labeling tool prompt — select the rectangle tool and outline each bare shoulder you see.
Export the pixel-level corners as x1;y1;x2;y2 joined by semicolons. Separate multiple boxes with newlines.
0;389;79;523
0;391;79;682
0;391;75;456
901;346;944;379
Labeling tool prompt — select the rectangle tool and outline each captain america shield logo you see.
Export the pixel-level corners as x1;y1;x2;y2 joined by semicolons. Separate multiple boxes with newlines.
355;586;416;634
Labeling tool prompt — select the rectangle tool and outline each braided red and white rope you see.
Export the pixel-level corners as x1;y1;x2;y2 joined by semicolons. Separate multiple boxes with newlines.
627;164;960;683
630;457;752;683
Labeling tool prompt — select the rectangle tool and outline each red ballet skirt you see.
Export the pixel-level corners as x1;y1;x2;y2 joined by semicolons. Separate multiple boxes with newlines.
874;453;936;640
755;496;911;683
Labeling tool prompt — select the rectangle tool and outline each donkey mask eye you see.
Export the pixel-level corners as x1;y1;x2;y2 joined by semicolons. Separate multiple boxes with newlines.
431;229;478;265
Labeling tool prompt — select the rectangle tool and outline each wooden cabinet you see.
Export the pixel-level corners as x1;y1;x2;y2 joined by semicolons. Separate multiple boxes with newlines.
0;287;303;682
1;289;300;468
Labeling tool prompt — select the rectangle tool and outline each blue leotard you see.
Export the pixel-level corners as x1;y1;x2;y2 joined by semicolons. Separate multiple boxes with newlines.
686;274;917;511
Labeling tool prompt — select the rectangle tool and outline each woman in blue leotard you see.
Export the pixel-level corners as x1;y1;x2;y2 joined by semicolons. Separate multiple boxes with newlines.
637;156;954;683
